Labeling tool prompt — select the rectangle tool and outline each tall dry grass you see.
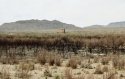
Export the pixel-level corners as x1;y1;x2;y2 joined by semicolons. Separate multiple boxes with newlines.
67;56;81;69
37;50;62;66
112;56;125;70
16;61;34;79
0;33;125;54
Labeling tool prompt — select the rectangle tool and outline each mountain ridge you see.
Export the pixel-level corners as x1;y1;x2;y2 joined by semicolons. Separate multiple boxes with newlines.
84;21;125;29
0;19;81;32
1;20;125;32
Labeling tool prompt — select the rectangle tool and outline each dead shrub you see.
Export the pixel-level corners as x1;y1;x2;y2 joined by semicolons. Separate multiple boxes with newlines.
93;56;100;63
44;67;52;77
16;61;34;79
112;56;125;70
67;57;81;69
19;61;34;71
37;50;62;66
94;64;103;74
102;66;109;72
47;52;62;66
81;62;93;69
101;57;110;65
47;52;55;66
37;50;47;65
54;54;62;66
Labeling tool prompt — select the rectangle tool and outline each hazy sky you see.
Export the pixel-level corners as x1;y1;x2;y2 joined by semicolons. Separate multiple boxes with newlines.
0;0;125;27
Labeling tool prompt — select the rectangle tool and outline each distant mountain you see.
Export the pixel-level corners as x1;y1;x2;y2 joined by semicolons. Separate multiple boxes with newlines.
84;25;104;29
0;19;81;32
1;20;125;32
84;21;125;29
108;21;125;28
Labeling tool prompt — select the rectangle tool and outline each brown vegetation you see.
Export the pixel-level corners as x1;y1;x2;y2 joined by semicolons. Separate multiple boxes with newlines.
37;50;62;66
0;33;124;79
67;56;81;69
112;56;125;70
0;33;125;55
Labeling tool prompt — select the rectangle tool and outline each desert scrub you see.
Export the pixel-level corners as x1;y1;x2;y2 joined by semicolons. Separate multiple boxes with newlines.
67;56;81;69
102;65;109;72
93;56;100;63
19;61;35;71
37;50;62;66
101;57;110;65
94;64;103;74
44;69;52;77
16;61;34;79
54;54;62;66
37;50;47;65
81;61;93;69
47;52;62;66
112;56;125;70
47;52;55;66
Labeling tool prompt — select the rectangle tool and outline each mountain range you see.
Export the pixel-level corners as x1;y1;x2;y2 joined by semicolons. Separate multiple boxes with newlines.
0;19;80;32
84;21;125;29
0;19;125;32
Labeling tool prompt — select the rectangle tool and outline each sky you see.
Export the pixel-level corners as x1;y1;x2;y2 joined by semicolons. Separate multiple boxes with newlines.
0;0;125;27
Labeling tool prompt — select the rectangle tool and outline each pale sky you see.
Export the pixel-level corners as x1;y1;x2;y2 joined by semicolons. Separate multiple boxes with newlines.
0;0;125;27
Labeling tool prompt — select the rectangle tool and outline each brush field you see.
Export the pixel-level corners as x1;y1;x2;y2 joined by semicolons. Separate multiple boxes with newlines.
0;31;125;79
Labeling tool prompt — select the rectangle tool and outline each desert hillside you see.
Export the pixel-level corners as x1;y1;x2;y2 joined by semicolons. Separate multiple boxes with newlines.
0;20;81;32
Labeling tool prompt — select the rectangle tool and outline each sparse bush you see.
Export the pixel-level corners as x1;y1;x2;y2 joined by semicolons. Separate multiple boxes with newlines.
54;55;62;66
93;56;100;63
44;69;52;77
112;56;125;70
94;64;103;74
19;61;34;71
16;61;33;79
102;66;109;72
47;52;55;66
67;57;81;69
37;50;62;66
37;50;47;65
101;57;110;65
81;62;93;69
